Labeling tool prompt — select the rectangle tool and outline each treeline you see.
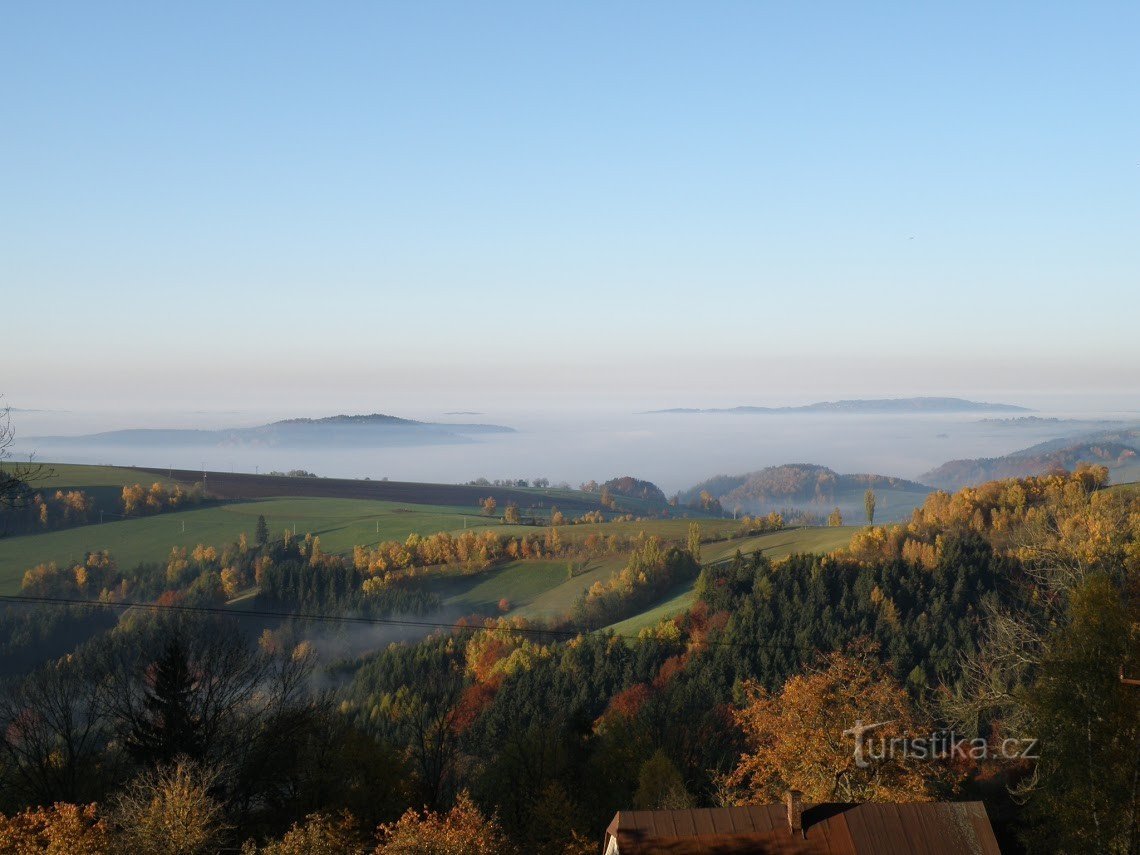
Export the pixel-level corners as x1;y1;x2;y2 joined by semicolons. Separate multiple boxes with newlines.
0;489;95;535
121;481;206;516
0;480;208;536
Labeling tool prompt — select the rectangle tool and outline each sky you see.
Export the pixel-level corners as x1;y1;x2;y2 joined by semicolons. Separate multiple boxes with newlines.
4;1;1139;415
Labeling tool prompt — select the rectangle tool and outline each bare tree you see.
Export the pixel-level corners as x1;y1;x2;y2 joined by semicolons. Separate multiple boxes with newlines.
0;656;111;805
0;399;50;512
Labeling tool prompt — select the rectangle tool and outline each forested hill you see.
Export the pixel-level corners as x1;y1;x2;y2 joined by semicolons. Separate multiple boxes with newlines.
27;413;515;450
922;436;1140;490
645;396;1029;414
681;463;931;518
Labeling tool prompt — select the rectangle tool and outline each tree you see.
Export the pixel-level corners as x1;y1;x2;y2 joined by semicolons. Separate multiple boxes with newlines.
101;617;314;776
864;488;876;525
0;802;111;854
112;760;229;855
0;401;49;512
241;811;364;855
827;507;844;526
1017;574;1140;853
126;634;206;765
0;656;108;805
375;791;513;855
687;522;702;564
633;750;693;809
255;514;269;547
728;645;948;803
502;504;520;525
480;497;497;517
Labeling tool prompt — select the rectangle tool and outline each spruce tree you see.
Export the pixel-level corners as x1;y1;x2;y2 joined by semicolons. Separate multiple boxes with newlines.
128;635;204;764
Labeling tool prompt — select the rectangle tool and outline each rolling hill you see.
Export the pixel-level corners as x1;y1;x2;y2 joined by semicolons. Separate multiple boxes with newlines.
680;463;931;522
921;435;1140;490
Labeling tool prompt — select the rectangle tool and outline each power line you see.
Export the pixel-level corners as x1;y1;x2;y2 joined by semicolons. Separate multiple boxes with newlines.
0;592;814;654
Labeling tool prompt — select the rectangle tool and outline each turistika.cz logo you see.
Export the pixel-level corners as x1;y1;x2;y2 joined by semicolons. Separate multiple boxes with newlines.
842;719;1039;769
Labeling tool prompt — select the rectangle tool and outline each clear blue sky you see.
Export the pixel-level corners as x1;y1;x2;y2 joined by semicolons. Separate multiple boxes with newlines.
5;2;1139;412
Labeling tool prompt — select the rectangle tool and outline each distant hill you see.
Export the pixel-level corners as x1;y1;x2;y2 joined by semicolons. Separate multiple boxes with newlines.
646;397;1029;415
601;476;668;505
922;430;1140;490
27;413;515;451
681;463;932;522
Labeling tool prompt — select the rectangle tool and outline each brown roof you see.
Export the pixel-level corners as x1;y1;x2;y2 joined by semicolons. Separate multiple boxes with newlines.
604;802;1001;855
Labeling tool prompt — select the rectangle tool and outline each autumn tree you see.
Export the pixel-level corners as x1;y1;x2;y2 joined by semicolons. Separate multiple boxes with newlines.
502;503;520;525
241;811;364;855
728;645;949;803
827;507;843;526
864;488;876;525
0;802;111;854
480;497;497;517
112;760;229;855
687;523;702;564
375;791;513;855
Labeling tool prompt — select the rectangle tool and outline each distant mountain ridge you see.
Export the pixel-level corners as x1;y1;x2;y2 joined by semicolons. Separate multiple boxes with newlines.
645;397;1029;415
28;412;515;450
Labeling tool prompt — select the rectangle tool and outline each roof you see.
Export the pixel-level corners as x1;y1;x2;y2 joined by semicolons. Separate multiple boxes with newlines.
604;802;1002;855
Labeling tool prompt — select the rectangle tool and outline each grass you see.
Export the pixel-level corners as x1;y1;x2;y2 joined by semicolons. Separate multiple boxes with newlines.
606;525;857;636
24;462;181;491
0;497;501;594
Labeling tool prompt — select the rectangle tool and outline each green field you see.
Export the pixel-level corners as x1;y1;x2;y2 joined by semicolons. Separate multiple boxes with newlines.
423;555;626;619
25;462;181;491
606;525;857;636
1;463;860;635
0;497;500;593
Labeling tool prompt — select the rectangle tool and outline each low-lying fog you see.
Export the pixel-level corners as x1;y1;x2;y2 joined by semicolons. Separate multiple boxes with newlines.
10;399;1138;492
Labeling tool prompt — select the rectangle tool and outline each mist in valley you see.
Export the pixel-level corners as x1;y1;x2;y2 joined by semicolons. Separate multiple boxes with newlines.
10;397;1137;495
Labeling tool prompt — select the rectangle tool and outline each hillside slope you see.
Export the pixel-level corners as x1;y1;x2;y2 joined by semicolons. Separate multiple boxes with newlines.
922;438;1139;490
681;463;931;521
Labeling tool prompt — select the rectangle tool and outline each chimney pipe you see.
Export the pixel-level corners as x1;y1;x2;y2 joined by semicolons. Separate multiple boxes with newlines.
786;789;804;837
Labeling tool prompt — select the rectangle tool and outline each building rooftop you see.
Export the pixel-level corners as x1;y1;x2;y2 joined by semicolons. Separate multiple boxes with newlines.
604;798;1001;855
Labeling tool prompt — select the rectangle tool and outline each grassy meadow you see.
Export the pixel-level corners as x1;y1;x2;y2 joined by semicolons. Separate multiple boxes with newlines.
606;525;857;636
0;497;498;594
1;464;860;634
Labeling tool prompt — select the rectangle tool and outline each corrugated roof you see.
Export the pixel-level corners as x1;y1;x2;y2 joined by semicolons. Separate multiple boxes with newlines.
604;801;1001;855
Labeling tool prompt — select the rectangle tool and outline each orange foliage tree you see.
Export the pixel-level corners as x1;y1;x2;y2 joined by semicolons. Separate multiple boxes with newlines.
727;645;952;804
374;791;512;855
0;802;111;854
